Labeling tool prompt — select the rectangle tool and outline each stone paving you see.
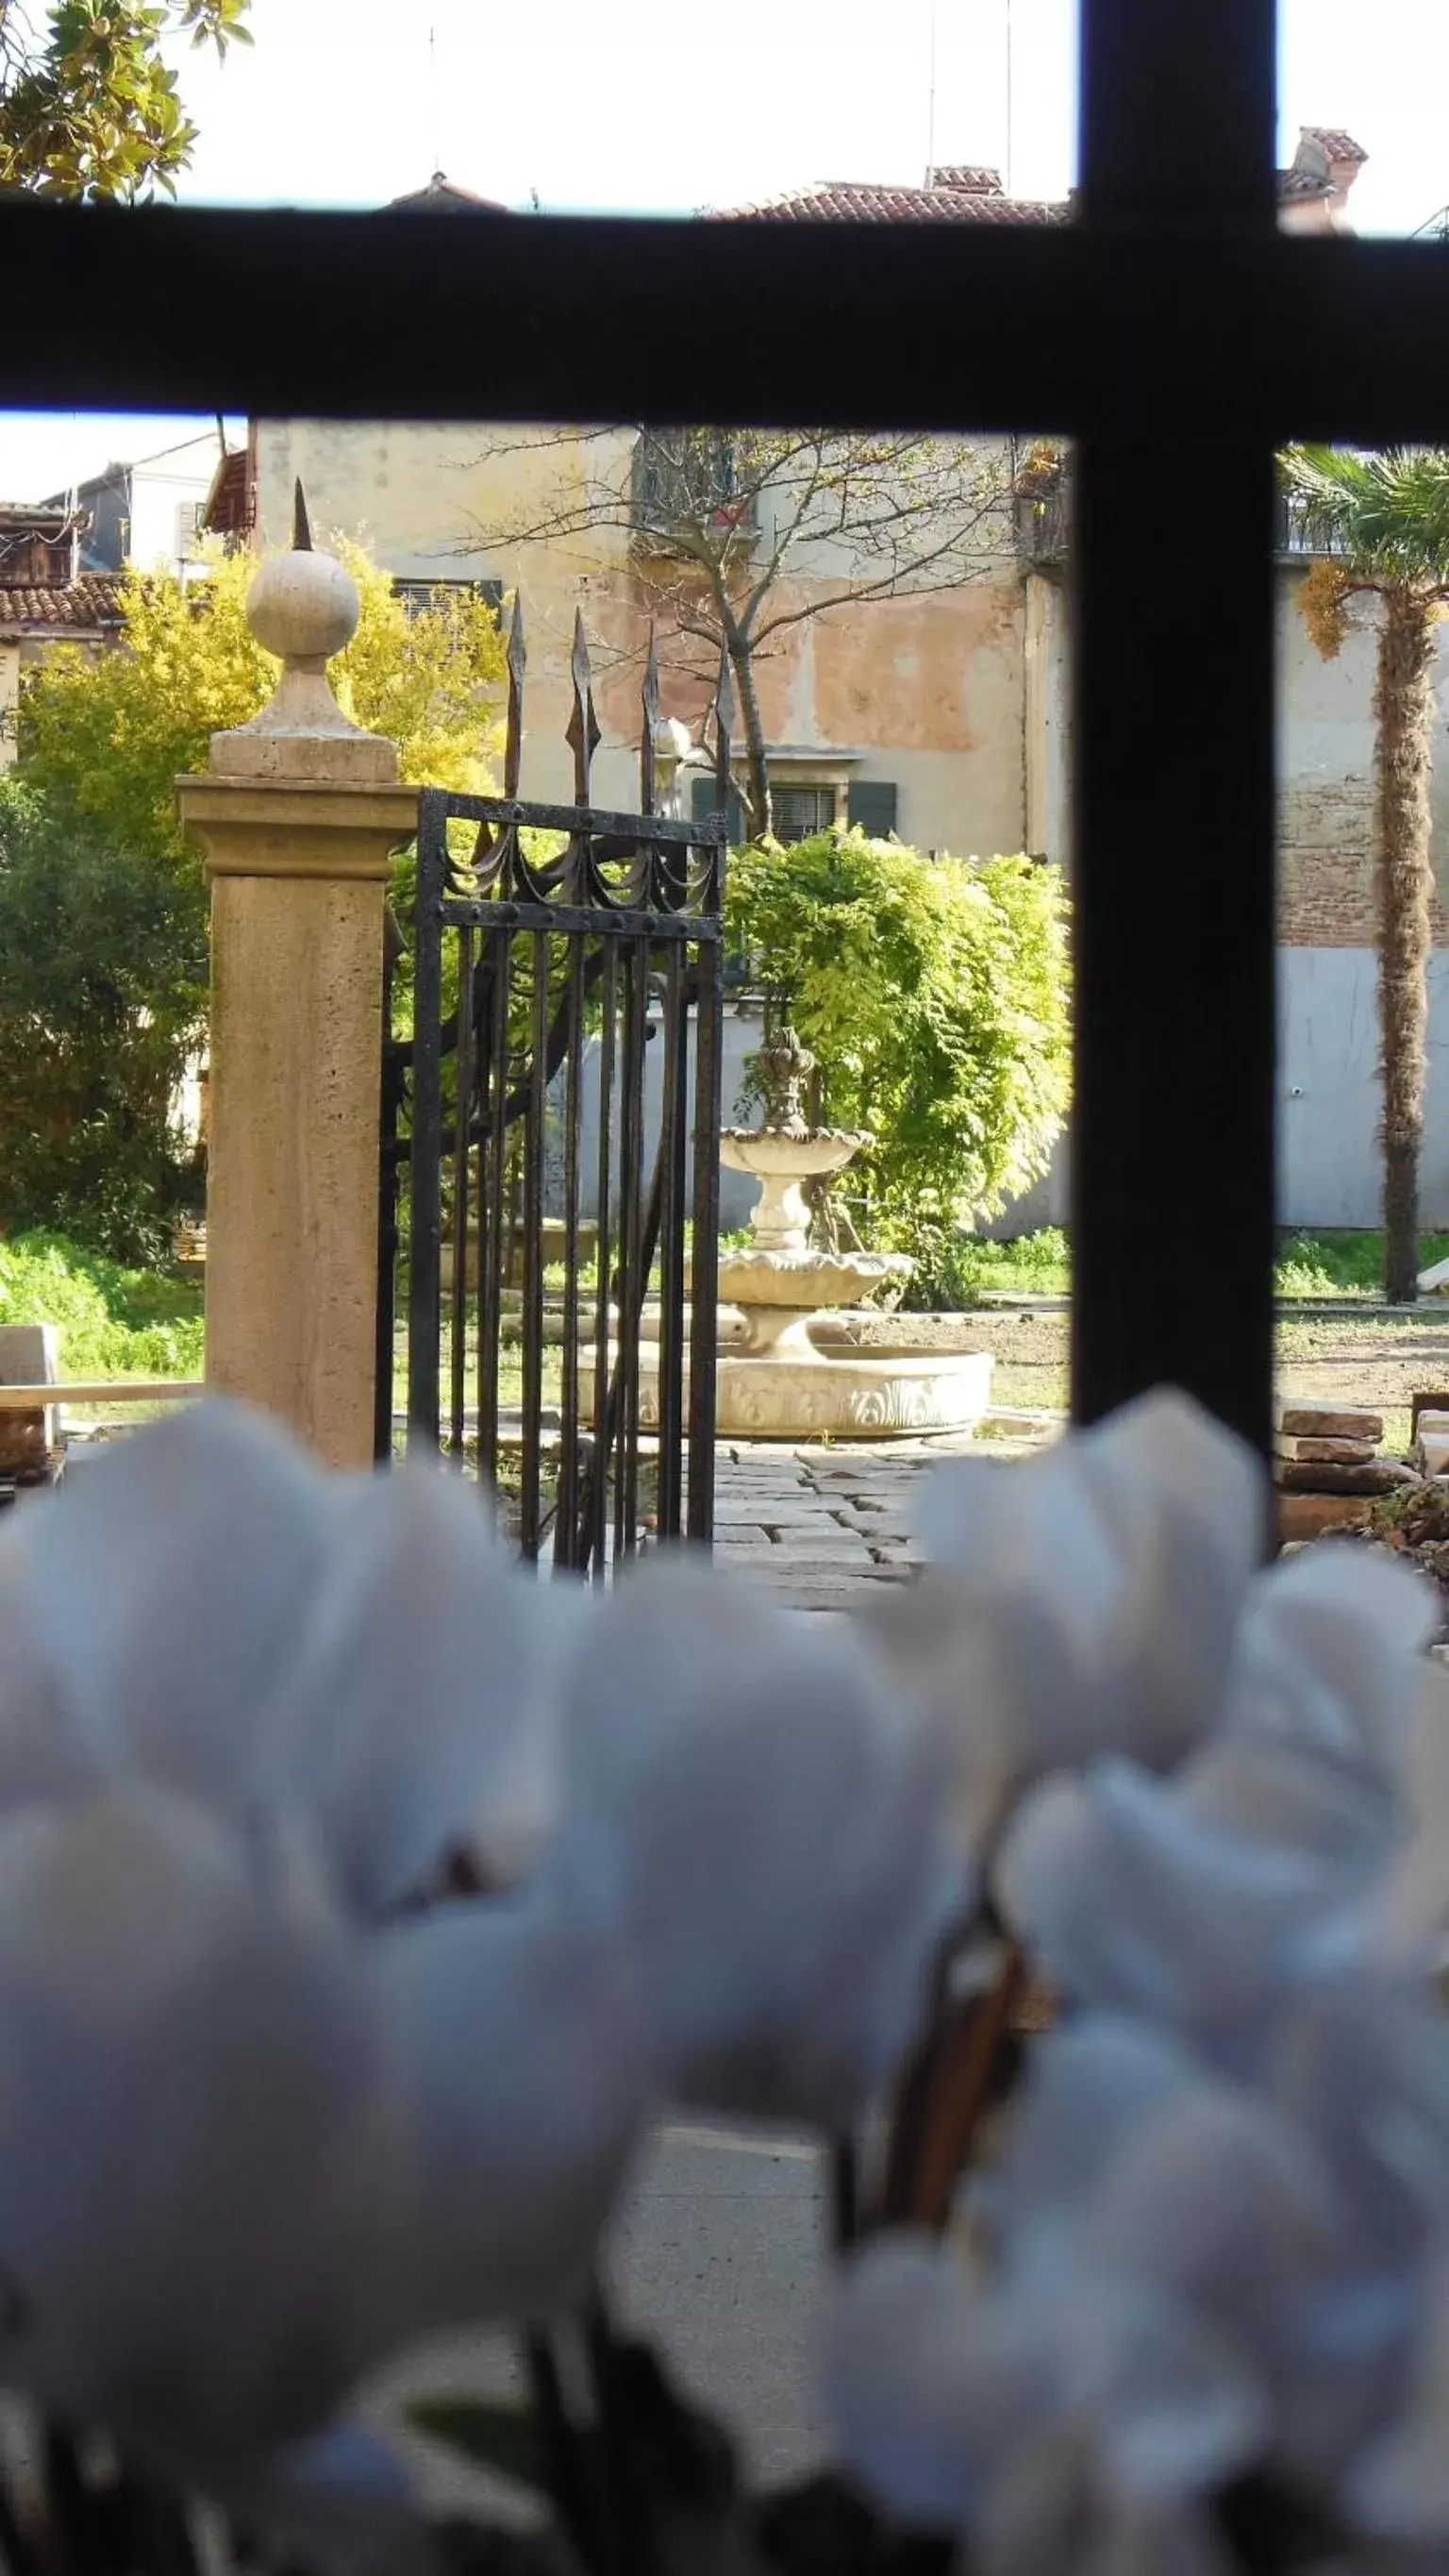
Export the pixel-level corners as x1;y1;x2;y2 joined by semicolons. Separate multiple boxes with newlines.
711;1430;1044;1621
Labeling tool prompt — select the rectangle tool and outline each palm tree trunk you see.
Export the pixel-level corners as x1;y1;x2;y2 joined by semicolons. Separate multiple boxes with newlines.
1374;585;1439;1303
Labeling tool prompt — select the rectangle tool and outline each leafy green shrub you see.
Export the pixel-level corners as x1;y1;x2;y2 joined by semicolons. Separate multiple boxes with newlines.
0;780;207;1263
725;828;1071;1291
0;1232;204;1378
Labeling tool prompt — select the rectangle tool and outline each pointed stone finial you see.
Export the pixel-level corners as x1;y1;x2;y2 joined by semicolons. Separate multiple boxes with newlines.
292;479;313;551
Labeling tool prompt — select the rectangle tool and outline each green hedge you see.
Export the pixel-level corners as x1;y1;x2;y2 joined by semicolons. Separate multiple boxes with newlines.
0;1232;204;1379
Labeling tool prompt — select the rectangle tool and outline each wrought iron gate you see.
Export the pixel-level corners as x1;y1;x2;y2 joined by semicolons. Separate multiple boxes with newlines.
378;606;728;1574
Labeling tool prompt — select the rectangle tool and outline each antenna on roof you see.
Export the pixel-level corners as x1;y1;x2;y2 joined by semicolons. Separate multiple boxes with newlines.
1005;0;1014;196
925;0;938;184
428;25;439;178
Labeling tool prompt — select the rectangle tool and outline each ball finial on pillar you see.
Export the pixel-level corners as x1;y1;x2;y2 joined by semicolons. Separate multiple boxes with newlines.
203;483;394;782
236;482;363;740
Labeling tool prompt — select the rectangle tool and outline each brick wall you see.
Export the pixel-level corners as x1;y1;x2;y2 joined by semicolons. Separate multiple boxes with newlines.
1276;567;1449;948
1278;779;1449;946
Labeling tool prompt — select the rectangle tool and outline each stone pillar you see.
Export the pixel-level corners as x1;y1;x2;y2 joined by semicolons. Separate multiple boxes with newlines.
178;499;417;1468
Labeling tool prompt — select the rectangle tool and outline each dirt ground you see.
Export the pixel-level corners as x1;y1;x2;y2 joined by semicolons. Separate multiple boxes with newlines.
976;1305;1449;1454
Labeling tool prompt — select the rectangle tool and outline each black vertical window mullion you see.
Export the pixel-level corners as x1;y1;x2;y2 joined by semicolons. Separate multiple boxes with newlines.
1072;0;1277;1468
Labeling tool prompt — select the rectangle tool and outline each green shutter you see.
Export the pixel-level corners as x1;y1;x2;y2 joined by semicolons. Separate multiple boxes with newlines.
691;776;745;841
847;780;898;839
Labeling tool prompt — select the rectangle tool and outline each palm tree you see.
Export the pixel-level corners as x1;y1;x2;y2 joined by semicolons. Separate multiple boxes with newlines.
1281;447;1449;1302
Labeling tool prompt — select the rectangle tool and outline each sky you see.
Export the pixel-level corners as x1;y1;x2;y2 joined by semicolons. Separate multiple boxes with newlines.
3;0;1448;500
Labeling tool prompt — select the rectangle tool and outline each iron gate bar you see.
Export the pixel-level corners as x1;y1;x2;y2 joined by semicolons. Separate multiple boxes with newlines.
404;740;724;1562
478;929;511;1479
444;903;707;941
448;924;475;1457
30;0;1441;1459
591;945;617;1581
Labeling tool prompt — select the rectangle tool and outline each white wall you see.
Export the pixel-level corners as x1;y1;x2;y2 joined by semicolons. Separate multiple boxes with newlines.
126;435;222;575
1277;946;1449;1229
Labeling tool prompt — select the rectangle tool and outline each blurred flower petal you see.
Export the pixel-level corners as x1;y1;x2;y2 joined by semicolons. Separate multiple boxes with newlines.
558;1557;964;2127
0;1788;400;2463
876;1391;1261;1843
824;2233;1055;2529
361;1866;649;2345
997;1746;1390;2059
0;1401;337;1811
259;1468;564;1915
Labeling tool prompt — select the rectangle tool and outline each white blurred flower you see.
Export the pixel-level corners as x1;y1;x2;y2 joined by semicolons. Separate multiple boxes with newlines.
0;1786;402;2462
552;1555;965;2128
996;1543;1438;2066
0;1781;652;2513
826;2006;1449;2559
824;2229;1262;2567
359;1857;650;2350
870;1391;1263;1845
0;1401;559;1914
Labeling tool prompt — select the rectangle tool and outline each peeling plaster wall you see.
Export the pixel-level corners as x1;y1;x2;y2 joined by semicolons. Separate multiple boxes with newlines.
255;420;1031;858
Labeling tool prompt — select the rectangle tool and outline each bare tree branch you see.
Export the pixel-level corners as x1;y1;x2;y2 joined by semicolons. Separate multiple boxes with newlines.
448;420;1018;835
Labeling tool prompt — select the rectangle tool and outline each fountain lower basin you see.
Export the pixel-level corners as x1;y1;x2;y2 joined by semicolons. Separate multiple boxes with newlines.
641;1026;995;1441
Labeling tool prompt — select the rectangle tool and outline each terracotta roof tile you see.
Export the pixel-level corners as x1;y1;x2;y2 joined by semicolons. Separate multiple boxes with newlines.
924;164;1005;194
388;171;509;213
1278;167;1334;201
0;575;126;631
1300;127;1368;166
721;180;1067;224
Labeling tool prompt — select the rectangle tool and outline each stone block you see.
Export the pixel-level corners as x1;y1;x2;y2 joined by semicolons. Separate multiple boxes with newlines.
1276;1492;1374;1543
1275;1458;1418;1496
0;1324;58;1481
1274;1399;1384;1442
1274;1434;1377;1465
769;1536;874;1562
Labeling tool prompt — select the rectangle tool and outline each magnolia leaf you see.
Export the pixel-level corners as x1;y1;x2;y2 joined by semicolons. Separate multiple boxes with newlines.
407;2399;546;2498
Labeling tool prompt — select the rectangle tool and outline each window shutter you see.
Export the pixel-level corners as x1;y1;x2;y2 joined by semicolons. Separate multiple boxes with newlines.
847;780;898;839
691;777;745;841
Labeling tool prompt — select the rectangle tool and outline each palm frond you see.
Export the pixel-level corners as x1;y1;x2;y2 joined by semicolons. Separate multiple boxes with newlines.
1280;443;1449;584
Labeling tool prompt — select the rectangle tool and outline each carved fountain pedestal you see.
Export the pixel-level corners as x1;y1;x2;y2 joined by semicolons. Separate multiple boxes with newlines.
645;1028;995;1444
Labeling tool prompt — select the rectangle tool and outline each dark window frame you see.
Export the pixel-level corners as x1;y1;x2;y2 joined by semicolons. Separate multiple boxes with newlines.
10;0;1420;1468
772;784;838;844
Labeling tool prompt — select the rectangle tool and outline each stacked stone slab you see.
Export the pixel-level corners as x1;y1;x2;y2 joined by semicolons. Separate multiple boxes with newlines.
1274;1398;1401;1490
1274;1397;1416;1540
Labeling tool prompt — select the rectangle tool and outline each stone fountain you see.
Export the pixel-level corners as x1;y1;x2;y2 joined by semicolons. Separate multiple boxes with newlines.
708;1028;995;1442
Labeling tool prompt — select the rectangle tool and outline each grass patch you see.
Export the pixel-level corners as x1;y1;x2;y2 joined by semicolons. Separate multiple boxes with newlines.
0;1231;204;1379
1273;1229;1449;1298
919;1227;1449;1308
